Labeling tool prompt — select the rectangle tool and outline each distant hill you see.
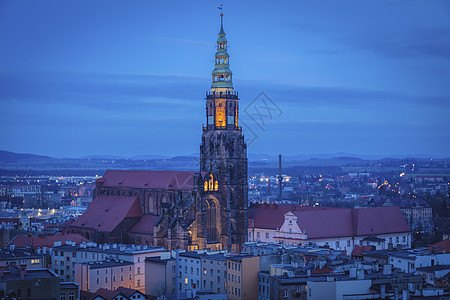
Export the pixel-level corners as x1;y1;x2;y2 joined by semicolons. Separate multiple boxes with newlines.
0;150;52;163
81;155;126;160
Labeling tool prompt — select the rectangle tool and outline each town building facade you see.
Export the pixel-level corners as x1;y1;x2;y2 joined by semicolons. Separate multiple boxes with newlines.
51;242;164;292
248;204;411;254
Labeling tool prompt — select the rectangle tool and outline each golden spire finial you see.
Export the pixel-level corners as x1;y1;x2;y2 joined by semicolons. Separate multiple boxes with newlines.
218;4;224;34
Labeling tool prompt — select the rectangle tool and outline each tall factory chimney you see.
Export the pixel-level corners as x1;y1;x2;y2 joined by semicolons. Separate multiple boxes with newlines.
278;154;283;200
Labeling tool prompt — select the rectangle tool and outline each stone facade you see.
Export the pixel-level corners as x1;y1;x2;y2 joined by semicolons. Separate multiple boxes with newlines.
191;12;248;252
70;13;248;253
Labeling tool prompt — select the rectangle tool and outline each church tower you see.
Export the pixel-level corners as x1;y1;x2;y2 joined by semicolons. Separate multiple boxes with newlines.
198;12;248;252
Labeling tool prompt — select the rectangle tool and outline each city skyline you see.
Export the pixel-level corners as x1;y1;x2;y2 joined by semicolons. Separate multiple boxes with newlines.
1;0;449;158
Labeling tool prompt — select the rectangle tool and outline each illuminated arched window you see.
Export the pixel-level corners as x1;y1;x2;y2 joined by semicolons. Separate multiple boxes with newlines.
204;181;208;192
214;181;218;191
209;174;214;191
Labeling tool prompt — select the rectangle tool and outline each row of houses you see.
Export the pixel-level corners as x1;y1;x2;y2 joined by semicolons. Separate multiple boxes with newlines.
2;237;450;299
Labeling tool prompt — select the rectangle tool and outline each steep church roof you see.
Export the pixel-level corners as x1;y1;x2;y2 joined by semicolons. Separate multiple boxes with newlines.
71;195;142;232
128;215;159;235
97;170;200;190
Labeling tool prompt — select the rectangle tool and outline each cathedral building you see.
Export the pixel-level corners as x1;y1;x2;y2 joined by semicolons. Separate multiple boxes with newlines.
69;13;248;253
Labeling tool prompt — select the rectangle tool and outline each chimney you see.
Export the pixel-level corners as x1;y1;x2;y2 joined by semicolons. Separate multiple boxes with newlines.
1;265;8;277
373;263;379;272
356;269;364;280
19;265;27;280
383;264;392;275
319;260;325;269
381;284;386;298
402;290;408;300
278;154;283;200
388;243;393;250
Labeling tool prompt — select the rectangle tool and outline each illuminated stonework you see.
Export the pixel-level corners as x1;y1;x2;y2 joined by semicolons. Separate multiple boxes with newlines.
191;12;248;252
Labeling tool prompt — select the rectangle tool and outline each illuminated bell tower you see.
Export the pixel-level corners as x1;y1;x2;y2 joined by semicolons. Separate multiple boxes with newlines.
198;11;248;252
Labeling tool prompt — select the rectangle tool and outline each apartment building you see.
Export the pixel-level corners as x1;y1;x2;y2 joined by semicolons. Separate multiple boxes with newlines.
75;259;134;292
227;255;260;300
0;247;45;268
51;242;164;292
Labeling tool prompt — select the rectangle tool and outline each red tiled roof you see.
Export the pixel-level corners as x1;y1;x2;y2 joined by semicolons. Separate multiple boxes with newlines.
248;204;342;230
128;215;159;235
294;208;353;239
311;266;334;274
98;170;200;190
8;233;88;248
351;245;374;257
71;195;142;232
250;205;410;239
115;287;143;298
0;218;19;224
429;238;450;254
94;288;118;300
94;287;142;300
353;206;410;236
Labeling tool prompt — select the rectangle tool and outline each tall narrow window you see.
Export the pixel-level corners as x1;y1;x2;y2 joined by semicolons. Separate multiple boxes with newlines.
206;198;219;242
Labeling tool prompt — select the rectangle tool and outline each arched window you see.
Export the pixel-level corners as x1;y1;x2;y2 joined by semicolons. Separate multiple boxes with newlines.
205;174;219;192
208;174;214;191
206;197;220;242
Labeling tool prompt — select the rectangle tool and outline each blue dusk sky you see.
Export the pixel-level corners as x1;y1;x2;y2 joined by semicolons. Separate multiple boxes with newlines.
0;0;449;158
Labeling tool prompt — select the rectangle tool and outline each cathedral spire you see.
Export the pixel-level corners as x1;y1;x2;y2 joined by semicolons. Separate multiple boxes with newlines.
219;12;225;35
211;9;233;90
218;4;225;35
